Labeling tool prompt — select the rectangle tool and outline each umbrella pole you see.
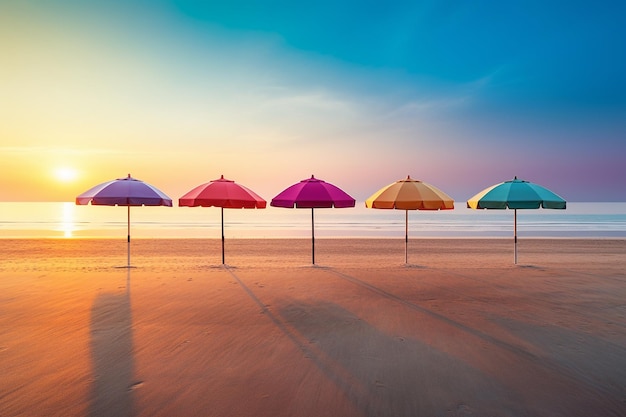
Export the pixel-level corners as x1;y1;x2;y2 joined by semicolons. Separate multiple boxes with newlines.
221;207;225;265
514;209;518;264
311;208;315;265
405;210;408;264
127;205;131;268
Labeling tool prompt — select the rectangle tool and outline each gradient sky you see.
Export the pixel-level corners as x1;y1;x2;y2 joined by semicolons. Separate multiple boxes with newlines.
2;0;625;202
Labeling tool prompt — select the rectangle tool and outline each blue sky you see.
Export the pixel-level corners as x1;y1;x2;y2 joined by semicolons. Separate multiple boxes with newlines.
175;1;625;106
1;0;625;201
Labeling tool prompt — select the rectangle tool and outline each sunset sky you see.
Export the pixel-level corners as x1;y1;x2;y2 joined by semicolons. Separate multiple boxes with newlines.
2;1;625;202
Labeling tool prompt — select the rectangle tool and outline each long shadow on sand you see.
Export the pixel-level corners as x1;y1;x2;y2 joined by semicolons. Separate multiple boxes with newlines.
225;266;513;416
89;270;136;417
321;268;626;417
323;268;540;360
279;299;515;417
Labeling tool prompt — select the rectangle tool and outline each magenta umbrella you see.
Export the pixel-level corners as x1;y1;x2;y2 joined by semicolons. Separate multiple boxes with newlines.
271;175;355;264
76;174;172;267
179;175;266;265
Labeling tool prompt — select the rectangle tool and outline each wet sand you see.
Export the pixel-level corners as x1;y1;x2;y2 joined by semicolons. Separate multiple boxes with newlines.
1;238;625;417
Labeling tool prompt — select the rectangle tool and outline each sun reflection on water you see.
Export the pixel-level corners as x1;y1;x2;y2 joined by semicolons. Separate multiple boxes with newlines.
60;202;76;238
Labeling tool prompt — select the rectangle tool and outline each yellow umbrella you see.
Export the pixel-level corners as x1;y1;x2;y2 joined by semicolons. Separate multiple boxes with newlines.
366;176;454;264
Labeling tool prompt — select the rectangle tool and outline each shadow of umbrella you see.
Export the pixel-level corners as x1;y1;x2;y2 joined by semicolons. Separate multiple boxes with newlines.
89;269;137;417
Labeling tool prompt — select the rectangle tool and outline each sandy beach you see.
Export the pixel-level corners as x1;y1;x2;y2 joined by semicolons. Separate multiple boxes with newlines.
1;238;625;417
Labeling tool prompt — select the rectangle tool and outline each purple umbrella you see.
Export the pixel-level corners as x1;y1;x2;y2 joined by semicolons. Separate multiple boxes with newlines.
271;175;355;264
76;174;172;267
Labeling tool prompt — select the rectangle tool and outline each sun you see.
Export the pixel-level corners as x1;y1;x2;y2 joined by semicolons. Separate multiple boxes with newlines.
54;167;78;182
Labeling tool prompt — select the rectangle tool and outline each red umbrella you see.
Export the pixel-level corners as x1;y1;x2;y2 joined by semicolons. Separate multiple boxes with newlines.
179;175;266;264
76;174;173;267
271;175;355;264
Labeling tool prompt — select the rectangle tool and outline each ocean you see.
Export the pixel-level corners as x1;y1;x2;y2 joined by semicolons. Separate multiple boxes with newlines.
1;202;625;239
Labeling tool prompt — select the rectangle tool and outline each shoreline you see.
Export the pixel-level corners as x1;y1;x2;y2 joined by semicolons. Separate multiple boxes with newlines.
2;238;625;268
1;235;625;240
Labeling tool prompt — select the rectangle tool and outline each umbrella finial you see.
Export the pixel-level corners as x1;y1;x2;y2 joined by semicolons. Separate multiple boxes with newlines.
514;176;517;180
220;174;224;179
407;175;411;180
311;174;315;179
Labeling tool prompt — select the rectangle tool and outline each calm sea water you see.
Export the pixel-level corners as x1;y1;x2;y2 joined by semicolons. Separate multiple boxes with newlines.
0;202;625;239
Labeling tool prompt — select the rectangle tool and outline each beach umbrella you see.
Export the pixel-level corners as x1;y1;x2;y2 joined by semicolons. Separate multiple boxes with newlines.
76;174;172;267
271;175;355;264
179;175;266;265
365;176;454;264
467;176;566;264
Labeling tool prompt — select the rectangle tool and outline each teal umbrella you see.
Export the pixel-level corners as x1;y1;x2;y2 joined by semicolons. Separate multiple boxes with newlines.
467;177;566;264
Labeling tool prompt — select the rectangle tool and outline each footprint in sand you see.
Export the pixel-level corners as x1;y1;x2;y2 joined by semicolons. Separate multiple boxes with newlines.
455;403;474;416
128;381;144;391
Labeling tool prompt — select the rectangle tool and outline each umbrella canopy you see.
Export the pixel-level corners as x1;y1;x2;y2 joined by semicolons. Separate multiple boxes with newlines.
271;175;355;264
76;174;172;207
179;175;266;209
76;174;172;267
271;175;355;209
467;177;566;264
179;175;266;265
366;176;454;210
366;176;454;264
